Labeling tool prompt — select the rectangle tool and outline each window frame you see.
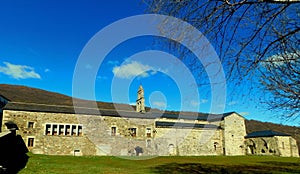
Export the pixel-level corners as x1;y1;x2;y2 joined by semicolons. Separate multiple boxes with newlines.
146;128;151;138
44;123;83;136
111;126;117;136
27;121;34;129
128;128;137;137
27;137;35;147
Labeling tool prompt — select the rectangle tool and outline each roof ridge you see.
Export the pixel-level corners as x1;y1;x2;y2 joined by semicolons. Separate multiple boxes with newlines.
8;101;138;113
245;129;291;138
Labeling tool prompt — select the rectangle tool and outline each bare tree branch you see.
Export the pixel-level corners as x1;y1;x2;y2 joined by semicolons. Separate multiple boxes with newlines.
144;0;300;119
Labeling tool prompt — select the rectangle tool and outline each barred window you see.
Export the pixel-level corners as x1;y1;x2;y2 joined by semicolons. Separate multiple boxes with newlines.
45;123;83;136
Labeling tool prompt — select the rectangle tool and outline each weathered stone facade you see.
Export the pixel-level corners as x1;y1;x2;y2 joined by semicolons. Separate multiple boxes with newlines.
245;131;299;157
1;110;96;156
223;113;246;156
0;86;298;157
1;109;247;156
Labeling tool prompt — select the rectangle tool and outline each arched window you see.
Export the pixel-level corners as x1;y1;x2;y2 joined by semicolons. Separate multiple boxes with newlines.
214;142;219;151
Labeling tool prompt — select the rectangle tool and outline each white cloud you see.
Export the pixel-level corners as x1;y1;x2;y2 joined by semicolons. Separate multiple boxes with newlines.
239;112;250;116
152;101;167;108
44;68;50;73
113;61;161;79
0;62;41;79
228;101;238;106
190;99;208;107
107;60;119;65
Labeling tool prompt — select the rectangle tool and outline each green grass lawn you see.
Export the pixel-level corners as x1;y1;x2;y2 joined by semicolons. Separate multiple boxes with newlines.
19;153;300;174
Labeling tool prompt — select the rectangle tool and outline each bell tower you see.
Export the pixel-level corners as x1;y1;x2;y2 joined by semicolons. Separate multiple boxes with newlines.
136;85;145;113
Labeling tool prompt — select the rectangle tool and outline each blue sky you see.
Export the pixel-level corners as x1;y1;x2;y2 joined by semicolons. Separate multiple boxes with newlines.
0;0;298;126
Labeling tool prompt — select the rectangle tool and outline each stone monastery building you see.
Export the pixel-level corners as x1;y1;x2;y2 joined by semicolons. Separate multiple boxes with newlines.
0;84;298;157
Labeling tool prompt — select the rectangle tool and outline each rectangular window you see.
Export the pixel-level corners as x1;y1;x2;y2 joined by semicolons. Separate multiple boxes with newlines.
111;127;116;136
71;125;77;136
45;124;51;135
28;138;34;147
282;142;285;149
28;122;34;128
65;125;70;135
59;125;64;135
45;123;82;136
78;125;82;136
128;128;137;137
146;128;151;138
53;125;58;135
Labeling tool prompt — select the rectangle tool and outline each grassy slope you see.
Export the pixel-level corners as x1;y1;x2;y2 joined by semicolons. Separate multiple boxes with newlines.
19;154;300;174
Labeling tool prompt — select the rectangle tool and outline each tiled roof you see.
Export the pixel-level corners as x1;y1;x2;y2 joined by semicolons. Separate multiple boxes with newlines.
3;102;235;121
245;130;290;138
0;84;240;122
155;121;220;129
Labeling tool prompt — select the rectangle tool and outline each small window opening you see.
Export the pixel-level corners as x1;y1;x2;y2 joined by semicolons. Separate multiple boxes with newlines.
111;127;116;136
28;122;34;128
45;124;51;135
28;138;34;147
146;128;151;138
78;125;83;136
128;128;137;137
65;125;70;135
214;142;218;151
71;125;76;136
59;125;64;135
53;125;58;135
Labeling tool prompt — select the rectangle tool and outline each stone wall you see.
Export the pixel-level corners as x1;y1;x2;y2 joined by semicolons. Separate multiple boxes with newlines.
276;136;299;157
2;109;229;156
77;114;156;156
223;113;246;156
245;136;299;157
155;128;223;156
5;109;298;157
246;136;299;157
78;114;224;156
2;110;96;156
289;137;299;157
246;137;279;156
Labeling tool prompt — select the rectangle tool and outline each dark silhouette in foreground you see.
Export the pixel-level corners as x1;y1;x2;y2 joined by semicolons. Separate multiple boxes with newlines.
0;121;29;174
